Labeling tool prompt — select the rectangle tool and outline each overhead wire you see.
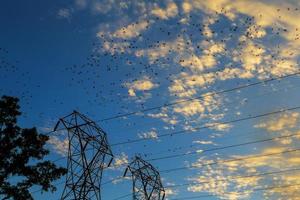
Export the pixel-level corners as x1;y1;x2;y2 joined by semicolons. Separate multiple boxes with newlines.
111;167;300;200
105;146;300;189
42;70;300;136
169;183;300;200
32;144;300;195
46;79;300;164
30;71;300;197
46;104;300;166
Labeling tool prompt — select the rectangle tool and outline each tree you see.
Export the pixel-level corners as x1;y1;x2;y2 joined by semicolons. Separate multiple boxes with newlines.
0;96;67;199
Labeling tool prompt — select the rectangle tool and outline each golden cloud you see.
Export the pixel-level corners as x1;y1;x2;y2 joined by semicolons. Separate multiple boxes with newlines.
125;76;158;97
151;1;178;19
189;111;300;199
113;20;150;39
255;112;299;132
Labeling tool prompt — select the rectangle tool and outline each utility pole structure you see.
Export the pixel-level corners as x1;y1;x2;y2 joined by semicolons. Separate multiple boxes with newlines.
124;156;165;200
54;110;113;200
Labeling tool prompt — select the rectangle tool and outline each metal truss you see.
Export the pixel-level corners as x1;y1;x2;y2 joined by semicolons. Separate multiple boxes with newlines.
124;156;165;200
54;110;113;200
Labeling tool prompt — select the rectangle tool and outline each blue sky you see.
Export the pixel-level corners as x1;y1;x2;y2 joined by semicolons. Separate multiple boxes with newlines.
2;0;300;199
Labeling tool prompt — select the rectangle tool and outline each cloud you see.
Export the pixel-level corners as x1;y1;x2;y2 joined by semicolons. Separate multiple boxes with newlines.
151;1;178;19
164;188;178;199
113;20;150;39
109;152;129;171
125;76;158;96
179;41;225;72
147;108;179;125
172;92;221;117
57;8;72;19
188;0;300;75
48;136;69;156
52;1;300;198
114;152;129;167
135;36;193;64
193;140;214;145
187;163;258;200
75;0;88;9
138;130;158;140
188;112;300;199
182;1;192;14
173;101;205;117
92;1;300;139
168;73;214;98
255;112;299;132
240;41;266;72
92;1;113;14
206;123;233;132
187;146;300;199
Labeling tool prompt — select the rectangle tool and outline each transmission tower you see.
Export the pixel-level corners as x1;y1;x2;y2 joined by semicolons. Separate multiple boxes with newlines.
124;156;165;200
54;110;114;200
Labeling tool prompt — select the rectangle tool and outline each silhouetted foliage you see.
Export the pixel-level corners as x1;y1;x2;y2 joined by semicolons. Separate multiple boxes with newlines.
0;96;67;200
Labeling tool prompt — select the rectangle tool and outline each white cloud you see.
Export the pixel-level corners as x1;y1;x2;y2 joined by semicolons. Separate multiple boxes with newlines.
75;0;88;9
114;152;129;167
204;122;232;132
48;136;69;156
147;108;179;125
164;188;178;198
109;152;129;171
138;130;158;140
57;8;72;19
193;140;214;145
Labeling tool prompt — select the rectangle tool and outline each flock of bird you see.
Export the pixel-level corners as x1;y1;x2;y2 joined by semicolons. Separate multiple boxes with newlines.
0;47;34;115
1;6;300;126
2;4;300;199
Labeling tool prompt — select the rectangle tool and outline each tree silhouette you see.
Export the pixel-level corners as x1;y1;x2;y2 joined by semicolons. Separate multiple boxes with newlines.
0;96;67;199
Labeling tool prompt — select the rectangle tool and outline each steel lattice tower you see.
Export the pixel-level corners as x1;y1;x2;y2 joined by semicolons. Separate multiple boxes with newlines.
54;110;113;200
124;156;165;200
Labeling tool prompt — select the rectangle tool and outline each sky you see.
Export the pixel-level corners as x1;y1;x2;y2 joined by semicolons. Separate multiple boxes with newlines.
2;0;300;199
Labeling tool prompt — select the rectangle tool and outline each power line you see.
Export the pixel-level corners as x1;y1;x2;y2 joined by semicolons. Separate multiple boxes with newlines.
43;70;300;136
111;167;300;200
56;73;300;142
31;71;300;198
48;104;300;164
106;146;300;190
47;105;300;166
147;132;300;162
108;131;300;169
37;72;300;190
169;183;300;200
166;167;300;189
160;147;300;173
110;105;300;146
32;147;300;196
48;77;295;154
107;81;300;144
146;122;300;159
98;71;300;122
45;75;300;167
